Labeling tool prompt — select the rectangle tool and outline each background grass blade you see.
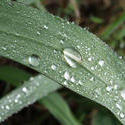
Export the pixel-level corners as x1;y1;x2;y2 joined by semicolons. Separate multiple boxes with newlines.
0;1;125;124
0;65;80;125
101;12;125;40
92;111;122;125
41;92;80;125
0;74;60;122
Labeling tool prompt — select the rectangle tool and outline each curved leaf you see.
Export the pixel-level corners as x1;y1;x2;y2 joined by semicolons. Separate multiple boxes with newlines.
0;73;60;122
0;0;125;124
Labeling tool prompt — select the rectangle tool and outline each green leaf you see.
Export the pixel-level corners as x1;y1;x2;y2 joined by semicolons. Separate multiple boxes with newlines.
0;73;60;122
0;65;80;125
41;92;80;125
90;15;104;24
101;12;125;40
0;1;125;124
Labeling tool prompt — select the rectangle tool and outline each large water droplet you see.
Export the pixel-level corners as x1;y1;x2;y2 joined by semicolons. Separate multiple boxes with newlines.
63;48;82;68
28;55;40;67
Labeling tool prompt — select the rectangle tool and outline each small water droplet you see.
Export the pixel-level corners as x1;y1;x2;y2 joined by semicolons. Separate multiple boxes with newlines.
90;77;94;81
70;76;75;83
78;80;82;85
120;112;125;118
1;47;7;50
37;31;40;35
14;99;18;103
22;87;28;93
119;56;123;59
116;103;122;110
28;55;40;67
51;64;57;70
5;105;10;110
60;40;64;44
98;60;104;67
43;25;48;29
64;71;70;80
106;86;112;92
91;66;94;70
120;89;125;100
88;57;92;61
64;81;68;85
63;48;82;68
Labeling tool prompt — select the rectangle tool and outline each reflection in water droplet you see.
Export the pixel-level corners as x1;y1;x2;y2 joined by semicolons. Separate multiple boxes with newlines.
63;48;82;68
63;56;77;68
63;48;82;62
28;55;40;67
5;105;10;110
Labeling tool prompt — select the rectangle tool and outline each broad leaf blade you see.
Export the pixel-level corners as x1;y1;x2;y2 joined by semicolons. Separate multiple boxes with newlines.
0;1;125;124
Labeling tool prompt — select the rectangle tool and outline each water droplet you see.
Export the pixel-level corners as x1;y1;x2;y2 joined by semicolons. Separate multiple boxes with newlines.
64;71;70;80
114;84;118;90
91;66;94;70
22;87;28;93
116;103;122;110
43;25;48;29
1;47;7;50
98;60;104;67
106;86;112;92
60;40;64;44
5;105;10;110
88;57;92;61
120;89;125;100
78;80;82;85
120;112;125;118
90;77;94;81
64;81;68;85
63;48;82;68
119;56;123;59
14;99;18;103
51;64;57;70
37;31;40;35
28;55;40;67
70;76;75;83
